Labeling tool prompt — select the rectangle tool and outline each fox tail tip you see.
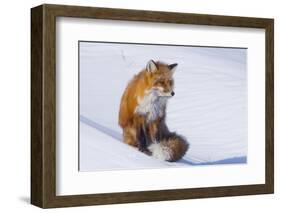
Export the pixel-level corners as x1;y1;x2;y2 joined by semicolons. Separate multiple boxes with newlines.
148;133;189;162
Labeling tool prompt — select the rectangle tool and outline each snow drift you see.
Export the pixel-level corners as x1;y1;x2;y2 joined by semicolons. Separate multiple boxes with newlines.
79;42;247;172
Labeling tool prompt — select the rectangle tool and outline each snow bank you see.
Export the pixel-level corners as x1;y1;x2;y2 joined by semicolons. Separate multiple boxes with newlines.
79;42;247;171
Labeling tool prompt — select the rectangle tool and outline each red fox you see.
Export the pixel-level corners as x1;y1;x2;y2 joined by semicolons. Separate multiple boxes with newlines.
119;60;189;162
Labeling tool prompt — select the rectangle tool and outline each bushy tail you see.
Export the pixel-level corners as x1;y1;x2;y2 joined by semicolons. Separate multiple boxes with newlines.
148;133;189;162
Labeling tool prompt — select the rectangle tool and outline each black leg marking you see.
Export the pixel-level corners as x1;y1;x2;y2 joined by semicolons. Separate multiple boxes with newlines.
155;129;162;143
139;127;147;151
138;125;152;155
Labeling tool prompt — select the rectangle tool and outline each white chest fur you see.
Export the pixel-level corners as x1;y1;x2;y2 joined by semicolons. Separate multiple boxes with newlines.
135;90;167;122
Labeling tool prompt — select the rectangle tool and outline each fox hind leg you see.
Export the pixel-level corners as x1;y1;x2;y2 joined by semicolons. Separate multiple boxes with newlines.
123;127;138;147
123;126;152;155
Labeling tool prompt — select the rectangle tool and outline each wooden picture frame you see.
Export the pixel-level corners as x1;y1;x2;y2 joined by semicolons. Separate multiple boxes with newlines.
31;4;274;208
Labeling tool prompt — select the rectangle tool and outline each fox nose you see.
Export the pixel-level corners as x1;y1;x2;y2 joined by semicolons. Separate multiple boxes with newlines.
171;91;175;96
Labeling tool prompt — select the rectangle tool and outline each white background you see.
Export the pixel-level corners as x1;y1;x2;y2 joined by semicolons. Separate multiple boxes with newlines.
57;19;264;195
0;0;279;212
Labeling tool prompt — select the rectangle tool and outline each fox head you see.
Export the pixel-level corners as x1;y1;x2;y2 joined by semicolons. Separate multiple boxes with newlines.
145;60;177;98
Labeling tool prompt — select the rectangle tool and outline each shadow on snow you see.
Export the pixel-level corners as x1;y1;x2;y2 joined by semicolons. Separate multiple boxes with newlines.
80;115;247;166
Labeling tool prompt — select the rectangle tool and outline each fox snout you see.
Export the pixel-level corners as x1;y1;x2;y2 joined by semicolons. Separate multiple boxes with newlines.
164;91;175;97
155;89;175;97
166;91;175;97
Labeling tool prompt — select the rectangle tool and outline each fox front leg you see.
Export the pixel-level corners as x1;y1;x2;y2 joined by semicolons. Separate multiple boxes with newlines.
138;124;152;155
155;129;162;143
148;121;162;143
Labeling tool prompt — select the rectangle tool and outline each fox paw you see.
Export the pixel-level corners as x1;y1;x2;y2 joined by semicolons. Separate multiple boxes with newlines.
138;147;152;156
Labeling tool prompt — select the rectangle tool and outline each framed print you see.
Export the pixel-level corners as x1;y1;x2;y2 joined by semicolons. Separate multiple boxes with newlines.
31;4;274;208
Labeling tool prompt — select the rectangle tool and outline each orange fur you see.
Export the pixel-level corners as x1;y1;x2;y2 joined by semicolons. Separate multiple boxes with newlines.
119;61;173;128
118;60;189;161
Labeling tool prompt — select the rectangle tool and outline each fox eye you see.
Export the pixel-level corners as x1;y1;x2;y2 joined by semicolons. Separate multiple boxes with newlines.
156;80;164;85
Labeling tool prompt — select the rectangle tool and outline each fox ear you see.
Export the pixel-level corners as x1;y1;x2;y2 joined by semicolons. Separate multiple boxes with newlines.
146;60;158;73
168;63;178;74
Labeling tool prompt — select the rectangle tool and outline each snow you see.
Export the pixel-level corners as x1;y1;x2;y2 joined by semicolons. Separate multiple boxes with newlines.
79;117;187;171
79;42;247;172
